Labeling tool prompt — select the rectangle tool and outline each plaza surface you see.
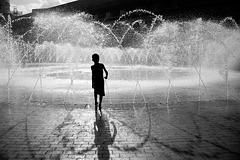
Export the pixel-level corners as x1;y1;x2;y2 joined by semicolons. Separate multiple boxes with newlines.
0;97;240;160
0;66;240;160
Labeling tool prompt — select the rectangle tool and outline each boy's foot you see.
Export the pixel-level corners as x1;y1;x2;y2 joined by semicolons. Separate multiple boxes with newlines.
99;109;102;117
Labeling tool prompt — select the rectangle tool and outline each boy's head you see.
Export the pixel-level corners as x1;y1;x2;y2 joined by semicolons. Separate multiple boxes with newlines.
92;53;99;63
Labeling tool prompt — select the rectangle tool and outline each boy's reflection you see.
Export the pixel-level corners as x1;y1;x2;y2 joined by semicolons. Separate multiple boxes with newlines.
94;112;117;160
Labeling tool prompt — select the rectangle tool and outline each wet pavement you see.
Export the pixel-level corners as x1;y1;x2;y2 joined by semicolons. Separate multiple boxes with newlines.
0;99;240;160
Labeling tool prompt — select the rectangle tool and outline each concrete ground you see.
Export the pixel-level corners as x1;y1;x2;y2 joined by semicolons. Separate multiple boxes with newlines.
0;98;240;160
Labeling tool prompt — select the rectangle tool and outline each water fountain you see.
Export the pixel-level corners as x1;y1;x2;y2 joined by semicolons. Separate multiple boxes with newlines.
1;8;240;121
1;11;239;108
0;9;240;158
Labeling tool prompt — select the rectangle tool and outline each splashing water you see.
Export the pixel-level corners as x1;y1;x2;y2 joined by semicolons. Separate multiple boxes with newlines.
1;10;240;159
0;9;240;107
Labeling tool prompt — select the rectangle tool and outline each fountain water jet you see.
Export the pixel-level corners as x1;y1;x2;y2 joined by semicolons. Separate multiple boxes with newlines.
1;10;240;157
0;10;240;109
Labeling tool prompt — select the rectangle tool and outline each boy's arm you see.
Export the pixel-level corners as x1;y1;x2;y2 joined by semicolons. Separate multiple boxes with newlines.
103;65;108;79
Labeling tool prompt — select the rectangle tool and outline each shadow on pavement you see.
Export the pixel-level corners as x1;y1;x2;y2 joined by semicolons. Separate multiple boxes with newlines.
94;111;117;160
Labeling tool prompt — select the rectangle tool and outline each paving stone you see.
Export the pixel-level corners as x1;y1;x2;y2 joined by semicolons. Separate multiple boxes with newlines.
0;101;240;160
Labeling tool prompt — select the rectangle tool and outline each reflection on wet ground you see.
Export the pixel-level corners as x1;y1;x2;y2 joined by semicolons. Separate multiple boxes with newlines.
0;65;240;159
46;67;192;80
0;99;240;160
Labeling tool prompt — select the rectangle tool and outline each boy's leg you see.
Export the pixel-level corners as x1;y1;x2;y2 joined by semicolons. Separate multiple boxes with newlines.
99;95;103;112
94;90;98;110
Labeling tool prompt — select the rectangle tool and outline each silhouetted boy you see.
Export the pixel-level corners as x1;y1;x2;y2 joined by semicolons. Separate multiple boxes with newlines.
91;53;108;115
